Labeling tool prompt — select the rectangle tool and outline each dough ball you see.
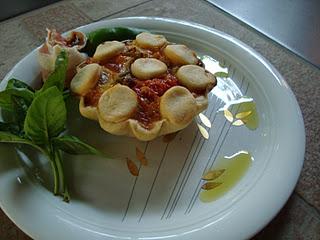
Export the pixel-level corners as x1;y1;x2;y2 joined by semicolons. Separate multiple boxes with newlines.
98;84;138;123
164;44;198;65
160;86;197;126
93;41;125;61
136;32;167;49
70;63;101;95
176;65;216;91
131;58;167;80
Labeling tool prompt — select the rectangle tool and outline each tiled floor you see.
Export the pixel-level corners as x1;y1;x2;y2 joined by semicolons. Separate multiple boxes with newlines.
22;2;91;40
0;0;319;239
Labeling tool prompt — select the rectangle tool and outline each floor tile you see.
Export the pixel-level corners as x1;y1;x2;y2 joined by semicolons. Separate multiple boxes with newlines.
253;193;320;240
22;2;91;41
71;0;151;21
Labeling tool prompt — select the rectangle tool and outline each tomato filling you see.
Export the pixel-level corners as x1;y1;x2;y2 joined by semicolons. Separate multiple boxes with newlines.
102;54;128;73
130;74;178;128
83;88;102;107
81;44;188;128
83;72;109;107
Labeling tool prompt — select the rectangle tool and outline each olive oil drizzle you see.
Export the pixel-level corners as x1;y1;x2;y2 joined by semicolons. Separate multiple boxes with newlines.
200;151;252;202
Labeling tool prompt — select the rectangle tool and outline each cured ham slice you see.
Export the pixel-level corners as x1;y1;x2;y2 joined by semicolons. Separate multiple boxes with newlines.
38;29;87;83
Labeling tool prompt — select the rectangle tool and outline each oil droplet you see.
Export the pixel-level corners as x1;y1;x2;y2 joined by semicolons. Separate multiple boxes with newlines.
235;111;252;119
200;151;252;203
225;97;259;130
214;72;228;78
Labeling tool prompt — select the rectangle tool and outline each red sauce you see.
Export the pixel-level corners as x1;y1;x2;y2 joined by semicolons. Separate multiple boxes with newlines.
134;94;161;129
83;72;110;107
131;74;178;129
81;45;182;128
83;87;102;107
102;55;128;73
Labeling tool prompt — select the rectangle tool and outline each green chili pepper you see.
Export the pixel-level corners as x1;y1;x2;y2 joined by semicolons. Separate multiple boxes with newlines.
82;27;146;56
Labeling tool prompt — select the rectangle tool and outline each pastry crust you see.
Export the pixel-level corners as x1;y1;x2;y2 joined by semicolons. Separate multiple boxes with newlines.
79;97;98;120
70;32;216;141
129;119;164;141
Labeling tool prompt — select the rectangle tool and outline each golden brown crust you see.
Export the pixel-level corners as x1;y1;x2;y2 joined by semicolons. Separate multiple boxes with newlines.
98;117;130;136
129;119;164;141
79;97;98;120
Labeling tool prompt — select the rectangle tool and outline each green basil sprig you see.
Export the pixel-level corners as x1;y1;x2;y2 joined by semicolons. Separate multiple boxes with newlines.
0;50;104;202
82;27;145;56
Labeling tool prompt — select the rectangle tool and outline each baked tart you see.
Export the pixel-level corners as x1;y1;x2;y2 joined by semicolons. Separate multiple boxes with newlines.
70;32;216;141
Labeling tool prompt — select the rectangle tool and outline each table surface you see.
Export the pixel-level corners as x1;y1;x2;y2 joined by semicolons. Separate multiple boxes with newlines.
0;0;319;239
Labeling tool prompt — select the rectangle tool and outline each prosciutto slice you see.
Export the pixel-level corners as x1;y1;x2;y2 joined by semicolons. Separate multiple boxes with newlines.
38;29;87;83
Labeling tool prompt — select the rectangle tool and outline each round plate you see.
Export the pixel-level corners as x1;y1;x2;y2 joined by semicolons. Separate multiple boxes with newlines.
0;17;305;240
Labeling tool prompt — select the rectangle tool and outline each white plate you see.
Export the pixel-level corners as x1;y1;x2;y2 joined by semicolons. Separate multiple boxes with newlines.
0;17;305;240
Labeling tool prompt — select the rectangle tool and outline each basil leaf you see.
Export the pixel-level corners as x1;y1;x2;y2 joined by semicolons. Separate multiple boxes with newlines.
52;148;70;202
0;122;20;135
24;86;66;144
0;91;13;110
0;131;45;154
11;96;29;131
83;27;144;56
41;50;68;92
1;78;35;110
0;88;34;110
53;135;102;155
6;78;34;92
0;80;33;134
63;89;71;100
